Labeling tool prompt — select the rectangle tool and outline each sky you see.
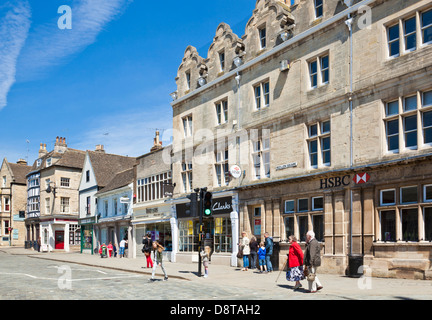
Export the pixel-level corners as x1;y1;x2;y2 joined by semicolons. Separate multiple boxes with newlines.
0;0;257;164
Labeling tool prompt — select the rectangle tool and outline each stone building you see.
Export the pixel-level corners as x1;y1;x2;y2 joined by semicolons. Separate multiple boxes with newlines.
26;137;85;252
0;158;31;246
170;0;432;278
131;132;174;260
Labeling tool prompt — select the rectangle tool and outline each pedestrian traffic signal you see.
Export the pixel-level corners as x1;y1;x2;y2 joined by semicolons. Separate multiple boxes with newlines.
185;192;198;217
203;192;212;216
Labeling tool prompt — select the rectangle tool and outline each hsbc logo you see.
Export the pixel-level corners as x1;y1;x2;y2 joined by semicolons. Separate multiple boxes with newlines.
353;173;370;184
320;172;370;189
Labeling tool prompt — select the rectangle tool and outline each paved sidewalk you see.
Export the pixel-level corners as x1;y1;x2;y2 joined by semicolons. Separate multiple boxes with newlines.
1;246;432;299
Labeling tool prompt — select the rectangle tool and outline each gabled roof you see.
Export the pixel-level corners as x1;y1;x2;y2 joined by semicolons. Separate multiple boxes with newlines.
2;160;32;185
29;148;86;174
95;167;134;196
87;151;136;188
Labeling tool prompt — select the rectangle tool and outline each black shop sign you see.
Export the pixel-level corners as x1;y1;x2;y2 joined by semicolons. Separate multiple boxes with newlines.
176;196;232;219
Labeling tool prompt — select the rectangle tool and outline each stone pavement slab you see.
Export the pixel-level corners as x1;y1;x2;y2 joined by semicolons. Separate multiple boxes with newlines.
1;246;432;300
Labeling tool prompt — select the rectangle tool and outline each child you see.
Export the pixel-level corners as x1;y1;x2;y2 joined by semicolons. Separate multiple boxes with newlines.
200;246;211;278
258;242;267;273
149;241;168;282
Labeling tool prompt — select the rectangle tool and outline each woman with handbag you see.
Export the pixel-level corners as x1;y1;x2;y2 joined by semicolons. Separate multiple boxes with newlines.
239;231;250;271
303;231;323;293
286;235;304;289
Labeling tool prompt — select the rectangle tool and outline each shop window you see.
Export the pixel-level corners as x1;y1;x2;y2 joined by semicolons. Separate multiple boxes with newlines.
285;200;295;213
424;185;432;202
380;189;396;206
179;220;196;252
312;215;324;242
401;186;418;204
312;196;323;211
402;208;419;241
425;207;432;241
214;217;232;253
69;225;81;245
284;216;294;240
298;216;308;242
380;210;396;242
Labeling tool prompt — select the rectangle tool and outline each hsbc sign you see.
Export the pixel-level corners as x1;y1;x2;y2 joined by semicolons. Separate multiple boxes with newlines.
320;172;370;189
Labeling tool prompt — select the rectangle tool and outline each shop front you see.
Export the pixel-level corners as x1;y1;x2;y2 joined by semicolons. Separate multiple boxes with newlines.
95;215;131;257
39;217;80;252
174;192;239;266
237;157;432;279
132;203;173;261
79;216;95;254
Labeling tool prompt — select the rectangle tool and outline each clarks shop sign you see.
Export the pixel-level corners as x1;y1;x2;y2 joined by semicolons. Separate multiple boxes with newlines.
320;173;370;189
177;196;232;218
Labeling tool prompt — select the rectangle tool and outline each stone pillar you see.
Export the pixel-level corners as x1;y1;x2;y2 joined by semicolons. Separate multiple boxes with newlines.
170;216;178;263
324;191;334;255
334;191;346;255
351;188;363;255
363;188;374;256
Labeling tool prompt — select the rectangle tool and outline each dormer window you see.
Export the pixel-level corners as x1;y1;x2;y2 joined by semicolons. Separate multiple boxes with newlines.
46;158;52;167
259;26;266;49
37;159;42;167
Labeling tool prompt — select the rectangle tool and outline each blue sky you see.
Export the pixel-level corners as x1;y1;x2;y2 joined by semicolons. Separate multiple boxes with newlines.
0;0;257;164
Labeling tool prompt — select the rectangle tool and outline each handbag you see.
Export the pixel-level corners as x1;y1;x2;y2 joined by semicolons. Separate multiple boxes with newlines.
306;270;316;281
237;246;243;259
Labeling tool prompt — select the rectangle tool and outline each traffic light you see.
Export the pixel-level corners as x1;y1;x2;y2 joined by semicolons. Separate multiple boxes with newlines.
203;192;213;216
185;192;198;217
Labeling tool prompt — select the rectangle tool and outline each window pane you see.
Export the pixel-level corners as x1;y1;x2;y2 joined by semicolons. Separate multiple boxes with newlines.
285;217;294;240
309;139;317;152
424;111;432;144
426;185;432;201
425;207;432;241
422;9;432;44
381;210;396;242
298;198;308;212
299;216;308;242
322;120;330;133
388;24;400;57
285;200;294;213
401;186;418;203
404;96;417;111
313;215;324;242
404;17;416;51
312;197;323;210
381;189;395;205
423;91;432;107
387;119;399;135
402;208;418;241
386;101;399;116
309;124;318;137
404;115;417;148
389;24;399;41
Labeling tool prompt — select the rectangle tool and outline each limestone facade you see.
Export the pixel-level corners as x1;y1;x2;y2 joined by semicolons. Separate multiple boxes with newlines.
171;0;432;278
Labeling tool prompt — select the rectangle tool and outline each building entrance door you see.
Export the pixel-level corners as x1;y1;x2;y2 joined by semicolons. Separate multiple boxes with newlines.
55;231;64;249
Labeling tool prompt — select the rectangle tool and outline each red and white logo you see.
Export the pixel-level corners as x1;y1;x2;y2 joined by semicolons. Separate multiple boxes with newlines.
353;173;370;184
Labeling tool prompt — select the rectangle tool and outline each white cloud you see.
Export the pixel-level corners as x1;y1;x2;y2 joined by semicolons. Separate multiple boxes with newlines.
0;0;31;110
74;106;173;157
17;0;132;80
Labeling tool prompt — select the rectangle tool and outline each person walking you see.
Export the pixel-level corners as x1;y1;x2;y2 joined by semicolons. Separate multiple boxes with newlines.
264;232;273;272
239;231;250;271
286;235;304;290
149;241;168;282
119;238;126;258
200;246;211;278
142;232;153;268
249;236;258;270
257;242;267;273
304;230;323;293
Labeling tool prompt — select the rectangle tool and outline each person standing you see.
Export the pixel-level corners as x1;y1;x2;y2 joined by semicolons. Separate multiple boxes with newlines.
304;230;323;293
239;231;250;271
200;246;211;278
107;242;113;258
264;232;273;272
257;242;267;273
149;241;168;282
142;232;153;268
249;236;258;270
286;235;304;290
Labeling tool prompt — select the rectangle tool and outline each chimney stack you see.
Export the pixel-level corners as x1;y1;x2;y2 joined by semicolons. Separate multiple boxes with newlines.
95;145;105;153
150;130;163;152
39;143;47;158
54;136;68;153
16;159;27;165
